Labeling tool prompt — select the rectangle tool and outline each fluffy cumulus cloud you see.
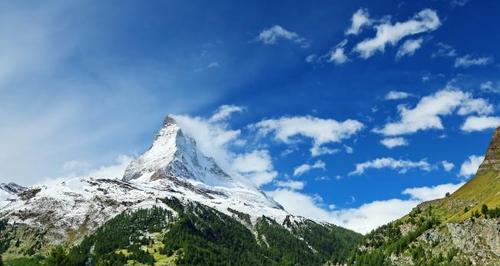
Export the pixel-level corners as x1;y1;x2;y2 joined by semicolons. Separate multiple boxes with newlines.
459;155;484;178
268;181;462;233
402;182;464;201
256;25;309;47
232;150;277;186
441;160;455;172
454;55;493;68
374;88;494;136
349;157;431;175
396;38;423;58
354;9;440;58
380;137;408;148
345;8;373;35
293;160;326;176
254;116;363;156
385;90;412;100
461;116;500;132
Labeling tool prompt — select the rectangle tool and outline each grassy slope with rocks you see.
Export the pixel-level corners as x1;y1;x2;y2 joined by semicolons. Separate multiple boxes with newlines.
348;128;500;266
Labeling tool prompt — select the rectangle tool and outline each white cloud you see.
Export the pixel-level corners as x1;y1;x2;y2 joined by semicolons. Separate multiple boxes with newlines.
441;160;455;171
328;44;349;65
461;116;500;132
396;38;423;58
454;55;493;68
374;88;494;136
256;25;309;47
305;54;317;63
450;0;470;7
173;114;241;169
354;9;440;58
310;146;340;156
349;157;431;175
432;42;456;58
52;155;133;181
268;181;462;233
174;107;277;187
385;90;412;100
344;145;354;154
233;150;277;186
380;137;408;148
293;160;326;176
402;182;464;201
346;8;373;35
207;61;220;68
459;155;484;178
480;81;500;94
254;115;363;156
209;104;245;122
275;180;305;190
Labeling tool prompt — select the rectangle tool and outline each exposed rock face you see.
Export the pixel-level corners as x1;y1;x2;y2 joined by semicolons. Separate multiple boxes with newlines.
351;127;500;265
0;183;26;195
478;127;500;172
447;219;500;260
417;218;500;266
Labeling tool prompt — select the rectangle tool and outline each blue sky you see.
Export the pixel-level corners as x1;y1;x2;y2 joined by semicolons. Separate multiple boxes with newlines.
0;0;499;233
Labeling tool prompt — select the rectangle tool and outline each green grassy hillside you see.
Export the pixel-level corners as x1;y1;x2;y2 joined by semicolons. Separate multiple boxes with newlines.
349;128;500;266
1;198;362;266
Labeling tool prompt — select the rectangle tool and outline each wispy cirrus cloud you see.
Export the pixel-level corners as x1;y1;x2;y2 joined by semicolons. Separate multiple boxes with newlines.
354;9;440;58
256;25;309;47
396;38;423;58
480;81;500;94
432;42;457;58
293;160;326;176
349;157;432;175
209;104;245;122
385;90;412;100
454;55;493;68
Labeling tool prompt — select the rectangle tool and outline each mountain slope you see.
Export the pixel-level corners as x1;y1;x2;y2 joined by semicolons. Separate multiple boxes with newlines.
0;115;362;265
349;128;500;266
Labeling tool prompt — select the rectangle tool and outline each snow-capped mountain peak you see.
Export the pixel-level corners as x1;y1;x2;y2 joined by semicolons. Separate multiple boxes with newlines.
123;115;232;187
0;115;288;245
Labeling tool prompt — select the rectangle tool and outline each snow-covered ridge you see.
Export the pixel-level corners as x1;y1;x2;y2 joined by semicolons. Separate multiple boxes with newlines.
0;115;288;243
